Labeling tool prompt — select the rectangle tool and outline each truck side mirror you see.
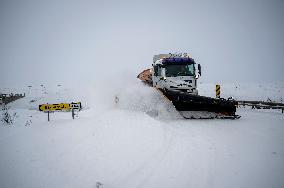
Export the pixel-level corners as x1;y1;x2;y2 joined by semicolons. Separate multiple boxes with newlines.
198;64;201;76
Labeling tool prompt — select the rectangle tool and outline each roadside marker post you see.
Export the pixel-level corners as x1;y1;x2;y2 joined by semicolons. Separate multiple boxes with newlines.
216;84;221;98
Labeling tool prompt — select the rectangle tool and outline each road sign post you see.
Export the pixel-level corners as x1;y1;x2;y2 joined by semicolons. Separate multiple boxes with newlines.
72;108;74;119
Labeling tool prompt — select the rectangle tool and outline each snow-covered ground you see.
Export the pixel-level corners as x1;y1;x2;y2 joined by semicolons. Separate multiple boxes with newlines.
1;77;284;188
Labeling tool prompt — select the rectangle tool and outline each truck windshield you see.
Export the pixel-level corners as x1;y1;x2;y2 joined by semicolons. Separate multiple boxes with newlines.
165;64;195;77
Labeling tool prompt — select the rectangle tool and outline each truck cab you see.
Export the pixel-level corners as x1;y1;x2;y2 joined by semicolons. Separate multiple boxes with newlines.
152;53;201;95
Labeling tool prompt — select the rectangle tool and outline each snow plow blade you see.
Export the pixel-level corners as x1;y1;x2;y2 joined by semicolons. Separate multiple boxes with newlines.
161;89;240;119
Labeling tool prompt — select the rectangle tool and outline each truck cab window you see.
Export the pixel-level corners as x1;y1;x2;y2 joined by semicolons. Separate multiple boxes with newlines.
165;64;195;77
154;66;162;76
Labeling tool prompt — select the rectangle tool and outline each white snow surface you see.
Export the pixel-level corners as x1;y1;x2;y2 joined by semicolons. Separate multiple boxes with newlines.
1;77;284;188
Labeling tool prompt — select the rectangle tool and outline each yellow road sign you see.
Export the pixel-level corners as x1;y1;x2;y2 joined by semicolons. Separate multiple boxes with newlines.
216;84;221;98
39;102;82;111
39;103;70;111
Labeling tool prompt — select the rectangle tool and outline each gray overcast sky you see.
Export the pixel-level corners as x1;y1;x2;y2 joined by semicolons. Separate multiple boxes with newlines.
0;0;284;86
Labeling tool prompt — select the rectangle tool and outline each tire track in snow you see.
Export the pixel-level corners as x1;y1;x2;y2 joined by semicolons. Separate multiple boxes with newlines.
112;123;175;188
137;122;218;188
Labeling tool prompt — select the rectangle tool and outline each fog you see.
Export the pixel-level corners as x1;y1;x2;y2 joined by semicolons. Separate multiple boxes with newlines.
1;0;284;87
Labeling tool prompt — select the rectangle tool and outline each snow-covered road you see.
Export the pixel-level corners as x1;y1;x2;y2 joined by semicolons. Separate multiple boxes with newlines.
1;107;283;188
0;82;284;188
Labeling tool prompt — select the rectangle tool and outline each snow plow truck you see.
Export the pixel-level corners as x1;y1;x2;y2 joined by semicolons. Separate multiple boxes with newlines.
137;53;240;119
